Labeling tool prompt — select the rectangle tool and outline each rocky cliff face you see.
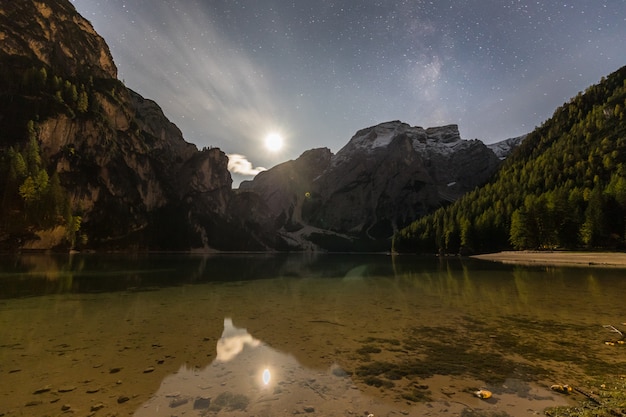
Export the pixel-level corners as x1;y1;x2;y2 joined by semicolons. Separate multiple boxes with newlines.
241;121;502;250
0;1;116;79
0;0;274;251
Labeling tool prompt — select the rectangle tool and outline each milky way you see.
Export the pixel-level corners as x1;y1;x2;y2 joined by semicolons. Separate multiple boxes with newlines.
70;0;625;185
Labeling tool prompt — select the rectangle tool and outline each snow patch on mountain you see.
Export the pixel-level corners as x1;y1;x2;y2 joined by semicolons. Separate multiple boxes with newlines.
488;134;527;159
332;121;472;166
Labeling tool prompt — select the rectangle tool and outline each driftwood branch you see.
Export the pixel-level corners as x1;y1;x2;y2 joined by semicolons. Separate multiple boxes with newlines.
573;386;602;405
603;325;624;337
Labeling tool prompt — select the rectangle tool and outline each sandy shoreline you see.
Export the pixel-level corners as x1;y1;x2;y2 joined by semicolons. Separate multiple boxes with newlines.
472;250;626;267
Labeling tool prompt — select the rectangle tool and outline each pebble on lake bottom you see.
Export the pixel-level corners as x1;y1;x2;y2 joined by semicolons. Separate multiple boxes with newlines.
90;403;105;412
169;397;190;408
33;386;51;394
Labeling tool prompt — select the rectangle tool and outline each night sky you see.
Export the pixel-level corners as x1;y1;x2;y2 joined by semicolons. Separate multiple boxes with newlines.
70;0;626;186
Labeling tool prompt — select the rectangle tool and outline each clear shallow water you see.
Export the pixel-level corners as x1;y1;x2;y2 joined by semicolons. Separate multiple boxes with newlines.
0;253;624;417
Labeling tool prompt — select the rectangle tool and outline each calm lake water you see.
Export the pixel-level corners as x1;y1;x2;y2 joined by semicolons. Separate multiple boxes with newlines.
0;253;624;417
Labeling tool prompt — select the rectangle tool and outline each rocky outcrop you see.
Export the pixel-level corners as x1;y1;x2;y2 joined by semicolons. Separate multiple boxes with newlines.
0;0;116;79
0;0;273;251
241;121;502;250
239;148;332;228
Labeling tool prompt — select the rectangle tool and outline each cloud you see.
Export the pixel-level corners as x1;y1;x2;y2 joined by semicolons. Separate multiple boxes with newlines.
227;154;267;176
103;2;280;151
216;318;261;362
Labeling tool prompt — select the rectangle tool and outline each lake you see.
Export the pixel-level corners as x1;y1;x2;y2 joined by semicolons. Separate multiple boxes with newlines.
0;253;624;417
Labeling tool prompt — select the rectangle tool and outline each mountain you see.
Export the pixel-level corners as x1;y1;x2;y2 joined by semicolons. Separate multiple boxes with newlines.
487;134;526;160
394;66;626;254
0;0;275;251
240;121;502;251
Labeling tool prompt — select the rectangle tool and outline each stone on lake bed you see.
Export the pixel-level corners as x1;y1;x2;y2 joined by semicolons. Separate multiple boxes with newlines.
474;389;492;399
91;403;105;411
193;396;211;409
143;366;155;373
331;366;349;377
117;396;130;403
61;404;71;411
169;397;189;408
303;405;315;413
33;385;52;394
58;386;76;393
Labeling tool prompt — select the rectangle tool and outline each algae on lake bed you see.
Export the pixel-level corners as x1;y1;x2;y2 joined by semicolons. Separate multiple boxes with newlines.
349;315;626;406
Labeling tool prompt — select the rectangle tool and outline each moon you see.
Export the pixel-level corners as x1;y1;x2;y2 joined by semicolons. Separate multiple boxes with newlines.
264;132;284;152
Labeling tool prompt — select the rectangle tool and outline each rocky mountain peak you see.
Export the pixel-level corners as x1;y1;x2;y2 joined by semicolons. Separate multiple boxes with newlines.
333;121;469;169
0;0;117;79
487;134;527;159
425;124;461;143
337;121;414;155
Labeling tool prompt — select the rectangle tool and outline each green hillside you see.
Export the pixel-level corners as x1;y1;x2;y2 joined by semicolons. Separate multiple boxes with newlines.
393;65;626;254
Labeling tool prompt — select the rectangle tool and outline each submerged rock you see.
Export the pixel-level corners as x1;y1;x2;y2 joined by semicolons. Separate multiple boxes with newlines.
169;397;189;408
32;386;51;394
90;403;105;411
193;396;211;409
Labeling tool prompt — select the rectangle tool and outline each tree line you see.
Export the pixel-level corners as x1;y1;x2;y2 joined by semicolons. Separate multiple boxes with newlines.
393;66;626;254
0;120;82;248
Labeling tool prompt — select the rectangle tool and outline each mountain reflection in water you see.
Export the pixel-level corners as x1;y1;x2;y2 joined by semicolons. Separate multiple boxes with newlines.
135;318;380;416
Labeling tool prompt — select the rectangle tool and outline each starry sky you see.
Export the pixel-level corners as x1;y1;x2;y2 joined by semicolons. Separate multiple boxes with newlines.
70;0;626;186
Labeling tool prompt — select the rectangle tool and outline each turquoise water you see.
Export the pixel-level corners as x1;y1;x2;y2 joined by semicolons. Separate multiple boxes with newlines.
0;253;624;416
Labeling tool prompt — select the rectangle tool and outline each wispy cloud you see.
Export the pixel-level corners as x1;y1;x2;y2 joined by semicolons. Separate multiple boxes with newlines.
227;154;266;176
110;3;279;152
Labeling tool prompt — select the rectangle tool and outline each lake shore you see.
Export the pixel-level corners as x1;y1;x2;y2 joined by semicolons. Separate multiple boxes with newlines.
472;250;626;267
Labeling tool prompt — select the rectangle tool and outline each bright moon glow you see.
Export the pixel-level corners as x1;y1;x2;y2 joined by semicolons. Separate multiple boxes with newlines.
264;133;283;152
262;368;271;385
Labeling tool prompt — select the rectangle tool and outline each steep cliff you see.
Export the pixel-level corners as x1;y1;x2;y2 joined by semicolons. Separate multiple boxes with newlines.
0;0;116;80
0;0;273;251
